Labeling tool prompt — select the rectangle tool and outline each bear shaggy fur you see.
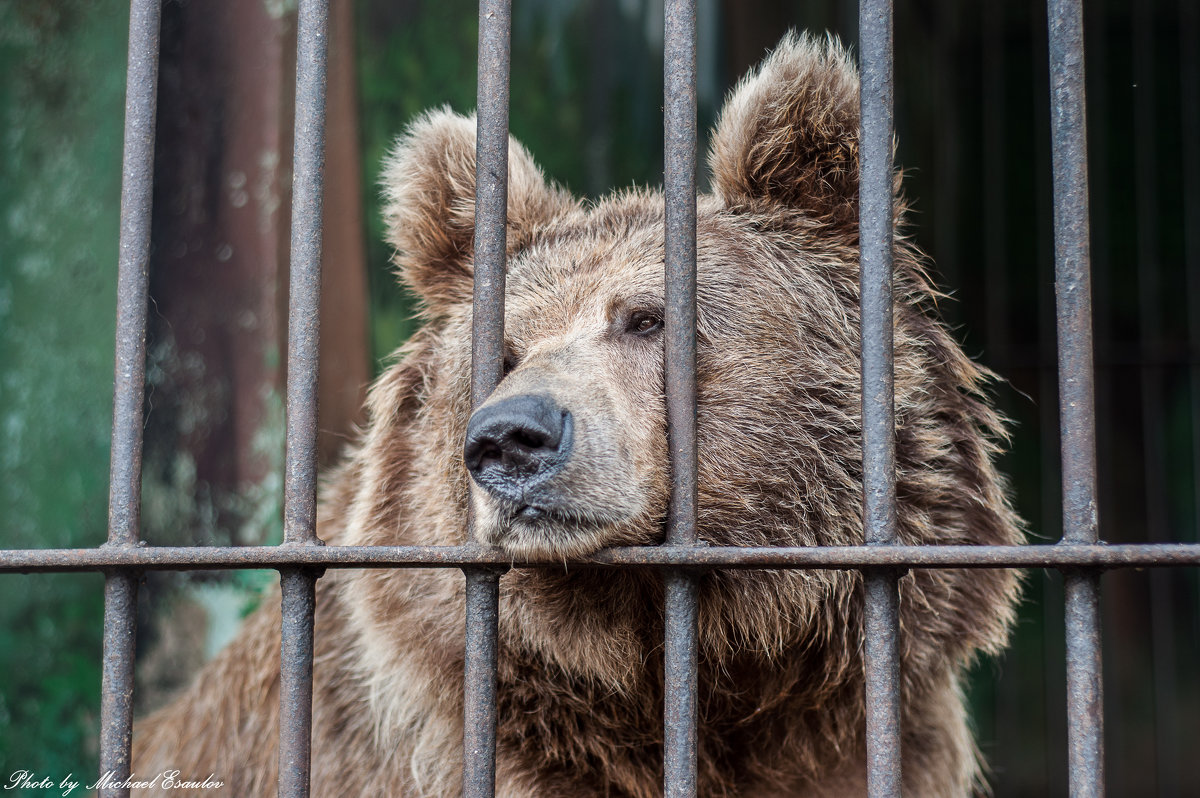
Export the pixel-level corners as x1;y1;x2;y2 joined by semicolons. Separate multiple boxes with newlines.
134;34;1022;797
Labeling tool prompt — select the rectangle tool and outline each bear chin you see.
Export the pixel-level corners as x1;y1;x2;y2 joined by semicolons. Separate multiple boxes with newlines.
472;489;653;560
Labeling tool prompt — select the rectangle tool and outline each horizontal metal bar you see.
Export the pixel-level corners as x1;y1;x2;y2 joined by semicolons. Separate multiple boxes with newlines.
4;543;1200;573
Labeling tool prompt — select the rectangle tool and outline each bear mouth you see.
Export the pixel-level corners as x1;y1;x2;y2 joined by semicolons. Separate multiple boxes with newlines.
513;503;549;521
481;497;620;558
496;499;604;532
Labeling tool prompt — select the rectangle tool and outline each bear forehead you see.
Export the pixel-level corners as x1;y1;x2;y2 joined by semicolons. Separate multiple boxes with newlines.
504;194;777;313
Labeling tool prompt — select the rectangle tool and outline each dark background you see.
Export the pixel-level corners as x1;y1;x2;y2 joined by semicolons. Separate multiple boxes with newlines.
1;0;1197;794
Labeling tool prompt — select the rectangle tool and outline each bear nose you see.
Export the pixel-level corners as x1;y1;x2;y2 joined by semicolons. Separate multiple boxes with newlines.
463;394;573;496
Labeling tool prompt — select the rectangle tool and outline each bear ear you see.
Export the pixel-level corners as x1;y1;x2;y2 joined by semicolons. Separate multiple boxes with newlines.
380;108;574;312
708;33;864;232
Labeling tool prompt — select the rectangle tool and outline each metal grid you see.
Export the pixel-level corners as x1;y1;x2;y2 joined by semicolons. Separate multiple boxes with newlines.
3;0;1200;797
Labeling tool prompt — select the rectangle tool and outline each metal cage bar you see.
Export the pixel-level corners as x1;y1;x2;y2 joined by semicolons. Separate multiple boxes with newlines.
463;2;513;795
858;0;903;795
4;542;1200;573
5;1;1199;796
662;0;700;794
278;0;331;794
98;1;161;795
1046;0;1104;794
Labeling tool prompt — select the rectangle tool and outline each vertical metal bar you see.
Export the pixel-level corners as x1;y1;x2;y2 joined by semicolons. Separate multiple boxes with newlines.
1046;1;1103;796
463;2;511;796
663;0;698;795
99;1;161;795
471;0;511;407
278;569;317;797
99;575;139;798
278;0;329;795
858;1;901;796
283;1;329;549
1046;0;1097;547
462;567;500;797
862;571;902;795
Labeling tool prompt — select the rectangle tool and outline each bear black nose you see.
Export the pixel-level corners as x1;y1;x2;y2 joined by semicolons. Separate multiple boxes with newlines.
464;394;573;498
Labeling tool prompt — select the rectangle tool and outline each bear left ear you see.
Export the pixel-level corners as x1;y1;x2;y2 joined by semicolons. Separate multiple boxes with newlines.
708;33;866;233
381;108;576;313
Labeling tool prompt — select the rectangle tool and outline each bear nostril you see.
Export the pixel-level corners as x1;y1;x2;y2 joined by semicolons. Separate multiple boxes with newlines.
475;440;503;469
510;427;550;451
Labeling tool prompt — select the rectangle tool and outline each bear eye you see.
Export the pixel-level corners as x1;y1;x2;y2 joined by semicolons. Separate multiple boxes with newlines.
625;311;663;337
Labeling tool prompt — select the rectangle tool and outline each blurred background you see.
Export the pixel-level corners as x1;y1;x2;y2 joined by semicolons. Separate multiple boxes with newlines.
1;0;1197;794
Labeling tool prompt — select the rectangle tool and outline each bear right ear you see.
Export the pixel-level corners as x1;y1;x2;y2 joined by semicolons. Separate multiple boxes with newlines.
708;33;864;234
381;109;574;313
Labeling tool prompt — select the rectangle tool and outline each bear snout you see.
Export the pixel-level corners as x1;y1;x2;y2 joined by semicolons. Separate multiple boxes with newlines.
464;394;574;506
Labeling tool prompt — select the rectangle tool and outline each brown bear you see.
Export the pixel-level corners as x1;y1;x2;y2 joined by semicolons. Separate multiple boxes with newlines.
133;33;1023;797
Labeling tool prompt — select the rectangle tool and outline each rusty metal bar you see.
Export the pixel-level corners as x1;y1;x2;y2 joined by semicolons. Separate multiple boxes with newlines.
463;2;511;795
470;0;511;409
858;0;902;795
1062;571;1103;795
863;569;901;794
278;569;317;798
6;543;1200;573
663;0;698;552
1047;0;1103;795
463;567;500;796
278;0;330;795
98;574;139;798
1046;0;1097;548
99;1;161;794
662;0;699;793
283;1;328;549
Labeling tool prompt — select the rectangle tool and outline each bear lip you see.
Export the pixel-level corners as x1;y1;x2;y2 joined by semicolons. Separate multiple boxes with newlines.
515;504;545;521
494;498;578;527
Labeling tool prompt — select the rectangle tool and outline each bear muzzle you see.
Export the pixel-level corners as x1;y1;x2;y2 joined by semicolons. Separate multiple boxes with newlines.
463;394;574;514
